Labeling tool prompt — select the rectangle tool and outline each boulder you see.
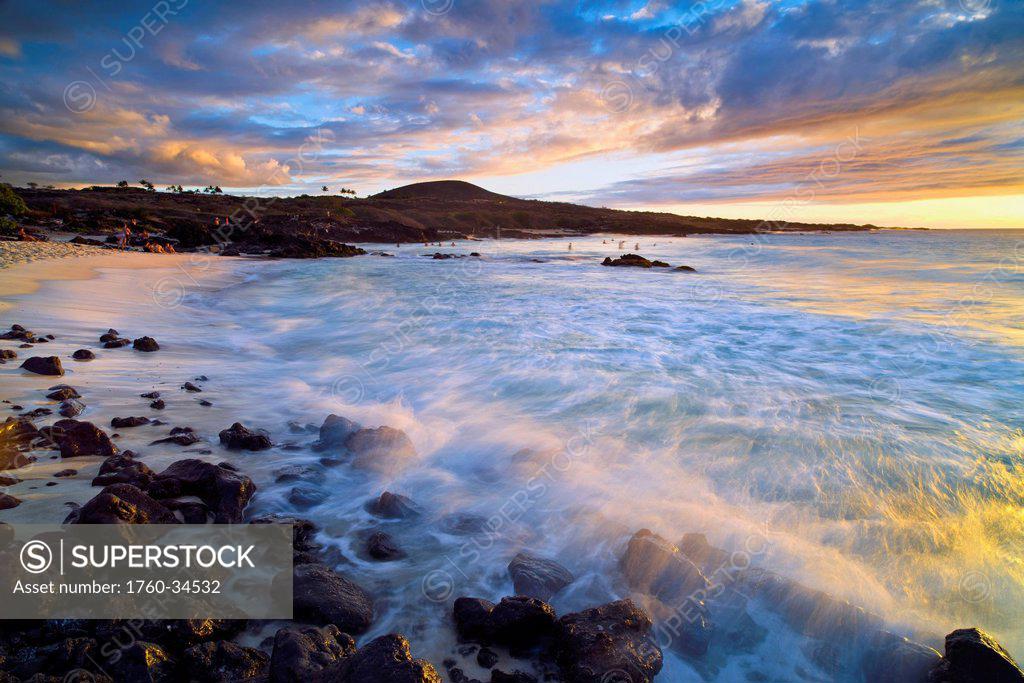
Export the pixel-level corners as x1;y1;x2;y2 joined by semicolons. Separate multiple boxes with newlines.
20;356;64;376
72;349;95;360
182;382;203;392
99;329;120;342
288;484;328;509
181;641;269;683
367;491;421;519
620;529;709;605
929;628;1024;683
0;349;16;360
150;399;166;410
1;417;45;470
327;634;440;683
453;596;556;648
133;337;160;352
66;484;177;524
291;563;374;633
674;265;697;272
366;531;405;561
58;399;86;418
111;416;150;428
269;624;356;683
148;459;255;523
556;599;663;683
40;419;117;458
313;414;362;452
141;391;161;399
104;338;132;348
344;426;417;472
0;493;20;510
218;422;272;451
508;552;574;600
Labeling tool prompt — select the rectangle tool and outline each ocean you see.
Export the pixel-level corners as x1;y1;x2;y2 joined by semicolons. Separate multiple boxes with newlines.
4;229;1023;681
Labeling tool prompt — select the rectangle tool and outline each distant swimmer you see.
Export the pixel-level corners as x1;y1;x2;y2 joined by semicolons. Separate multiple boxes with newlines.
602;239;607;244
568;242;573;251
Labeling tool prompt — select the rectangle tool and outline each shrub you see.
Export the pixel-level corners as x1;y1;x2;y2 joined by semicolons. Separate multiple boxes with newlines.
0;215;18;236
0;184;27;216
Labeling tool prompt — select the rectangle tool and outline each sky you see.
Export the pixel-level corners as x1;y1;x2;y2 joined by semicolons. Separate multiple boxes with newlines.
0;0;1021;228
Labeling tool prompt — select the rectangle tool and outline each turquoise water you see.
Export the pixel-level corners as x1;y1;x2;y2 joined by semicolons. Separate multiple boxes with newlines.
6;230;1023;680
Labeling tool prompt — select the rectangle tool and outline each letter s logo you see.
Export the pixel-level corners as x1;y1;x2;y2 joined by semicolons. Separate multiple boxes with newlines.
21;540;53;574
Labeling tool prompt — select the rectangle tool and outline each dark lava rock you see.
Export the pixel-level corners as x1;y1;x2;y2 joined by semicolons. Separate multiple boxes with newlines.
556;599;663;683
0;349;16;360
199;399;213;406
345;425;417;472
151;399;166;410
1;416;45;470
104;338;132;348
366;531;405;561
329;634;440;683
46;386;80;401
601;254;670;268
275;464;322;483
218;422;272;450
133;336;161;352
99;329;119;342
508;552;574;601
181;640;269;683
929;627;1024;683
40;419;117;458
20;356;64;375
182;381;203;392
367;490;422;519
0;493;21;509
58;399;86;418
109;641;176;683
453;596;556;648
20;406;52;418
291;563;374;633
148;459;256;523
71;349;95;360
92;451;155;488
166;499;211;524
111;416;150;428
66;483;177;524
54;468;77;478
0;475;20;486
269;624;356;683
313;413;362;451
477;647;499;669
674;265;697;272
141;391;161;399
0;324;33;341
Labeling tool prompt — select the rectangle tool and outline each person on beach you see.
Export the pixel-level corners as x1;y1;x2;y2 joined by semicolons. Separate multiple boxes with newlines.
119;223;132;250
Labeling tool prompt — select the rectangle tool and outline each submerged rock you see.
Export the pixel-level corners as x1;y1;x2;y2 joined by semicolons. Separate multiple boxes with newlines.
111;416;150;428
453;596;557;648
556;599;663;683
345;426;417;472
0;492;21;510
508;552;574;601
366;531;405;561
313;414;362;452
46;386;80;401
92;452;155;489
58;399;86;418
72;349;95;360
20;356;64;375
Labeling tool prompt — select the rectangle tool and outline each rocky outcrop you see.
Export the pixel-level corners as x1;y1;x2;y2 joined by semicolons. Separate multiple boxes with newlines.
20;356;64;375
291;563;374;633
508;552;574;601
556;599;663;683
601;254;669;268
929;628;1024;683
148;459;255;523
218;422;272;451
